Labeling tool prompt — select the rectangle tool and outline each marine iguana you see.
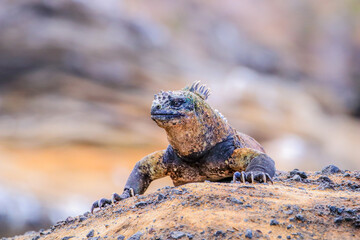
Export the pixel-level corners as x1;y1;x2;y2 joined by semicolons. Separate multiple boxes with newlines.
91;82;275;213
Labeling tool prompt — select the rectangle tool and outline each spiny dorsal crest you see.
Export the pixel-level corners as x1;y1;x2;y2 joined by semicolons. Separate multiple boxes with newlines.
214;109;228;123
184;81;211;100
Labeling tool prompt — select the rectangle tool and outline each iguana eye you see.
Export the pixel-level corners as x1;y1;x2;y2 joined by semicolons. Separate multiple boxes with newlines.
170;98;185;108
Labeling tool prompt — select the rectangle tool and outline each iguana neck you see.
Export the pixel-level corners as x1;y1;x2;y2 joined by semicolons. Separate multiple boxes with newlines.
164;107;232;158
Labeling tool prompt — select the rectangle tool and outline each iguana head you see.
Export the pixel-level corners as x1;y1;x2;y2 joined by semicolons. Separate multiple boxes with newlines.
151;82;232;158
150;81;209;126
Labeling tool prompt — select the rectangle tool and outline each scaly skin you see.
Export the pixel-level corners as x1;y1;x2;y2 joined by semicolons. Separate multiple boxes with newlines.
91;82;275;213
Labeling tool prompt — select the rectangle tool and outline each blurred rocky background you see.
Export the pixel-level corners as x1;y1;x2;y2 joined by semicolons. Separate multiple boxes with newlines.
0;0;360;237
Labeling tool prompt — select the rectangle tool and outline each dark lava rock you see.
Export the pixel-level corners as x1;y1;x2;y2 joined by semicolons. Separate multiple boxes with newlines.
254;230;263;238
292;175;302;182
117;235;125;240
337;208;345;214
158;193;165;201
86;230;95;238
295;214;305;222
171;189;183;195
317;176;333;183
128;231;143;240
39;229;51;236
355;216;360;228
270;219;280;225
289;169;307;179
227;197;243;205
79;216;87;222
317;176;335;190
31;237;40;240
345;208;357;215
334;216;344;224
214;230;226;237
292;232;304;238
62;237;74;240
284;210;293;215
322;165;341;174
328;205;345;215
245;229;253;239
113;209;123;214
347;181;360;190
65;217;75;224
135;201;148;207
329;205;337;213
186;233;194;239
170;231;186;239
286;224;293;229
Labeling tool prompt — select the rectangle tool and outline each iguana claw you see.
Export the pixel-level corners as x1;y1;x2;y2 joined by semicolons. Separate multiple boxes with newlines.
241;171;246;183
91;188;133;214
233;171;273;184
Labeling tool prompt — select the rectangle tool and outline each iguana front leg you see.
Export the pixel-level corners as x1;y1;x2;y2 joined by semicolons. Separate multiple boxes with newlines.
228;148;275;184
91;150;167;213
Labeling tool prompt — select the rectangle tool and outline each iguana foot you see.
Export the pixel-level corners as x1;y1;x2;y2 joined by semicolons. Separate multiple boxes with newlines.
91;189;133;214
111;190;132;203
91;198;112;214
233;171;273;184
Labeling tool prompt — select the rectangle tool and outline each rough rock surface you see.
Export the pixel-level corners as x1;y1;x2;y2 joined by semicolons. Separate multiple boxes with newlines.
9;169;360;240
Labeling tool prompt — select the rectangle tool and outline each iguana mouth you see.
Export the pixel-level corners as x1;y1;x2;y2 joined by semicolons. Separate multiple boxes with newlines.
151;113;184;120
